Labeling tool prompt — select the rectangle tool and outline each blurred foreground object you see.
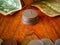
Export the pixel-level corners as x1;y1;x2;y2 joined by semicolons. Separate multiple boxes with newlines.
41;38;54;45
21;39;30;45
28;40;44;45
55;39;60;45
2;39;17;45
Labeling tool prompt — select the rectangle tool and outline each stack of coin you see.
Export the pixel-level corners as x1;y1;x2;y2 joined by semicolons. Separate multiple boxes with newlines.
22;9;39;25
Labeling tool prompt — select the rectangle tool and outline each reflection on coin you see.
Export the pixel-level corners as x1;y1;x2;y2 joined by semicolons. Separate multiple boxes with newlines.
41;38;54;45
28;40;44;45
55;39;60;45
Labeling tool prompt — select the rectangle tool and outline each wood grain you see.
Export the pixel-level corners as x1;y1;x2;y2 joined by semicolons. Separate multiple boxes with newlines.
0;6;60;41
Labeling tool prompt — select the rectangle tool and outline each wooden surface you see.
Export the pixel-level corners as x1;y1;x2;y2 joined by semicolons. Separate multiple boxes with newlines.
0;6;60;42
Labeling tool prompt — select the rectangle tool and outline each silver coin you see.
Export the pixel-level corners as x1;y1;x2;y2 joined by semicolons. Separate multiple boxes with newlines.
22;9;38;18
28;40;44;45
41;38;54;45
55;39;60;45
22;9;39;25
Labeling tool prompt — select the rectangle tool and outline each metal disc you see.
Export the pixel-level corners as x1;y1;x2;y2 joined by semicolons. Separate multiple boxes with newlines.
41;38;54;45
55;39;60;45
28;40;44;45
22;9;39;25
0;39;3;45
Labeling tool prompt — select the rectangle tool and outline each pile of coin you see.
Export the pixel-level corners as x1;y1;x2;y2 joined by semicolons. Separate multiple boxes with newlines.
0;38;60;45
22;9;39;25
22;38;60;45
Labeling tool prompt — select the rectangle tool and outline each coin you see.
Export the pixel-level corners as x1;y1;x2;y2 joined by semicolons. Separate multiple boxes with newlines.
22;9;39;25
41;38;54;45
28;40;44;45
55;39;60;45
0;39;3;45
2;39;17;45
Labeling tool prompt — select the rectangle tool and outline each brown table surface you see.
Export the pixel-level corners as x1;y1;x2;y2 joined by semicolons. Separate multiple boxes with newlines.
0;6;60;41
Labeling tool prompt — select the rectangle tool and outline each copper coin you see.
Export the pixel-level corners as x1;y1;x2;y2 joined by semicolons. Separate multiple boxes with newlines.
2;39;17;45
